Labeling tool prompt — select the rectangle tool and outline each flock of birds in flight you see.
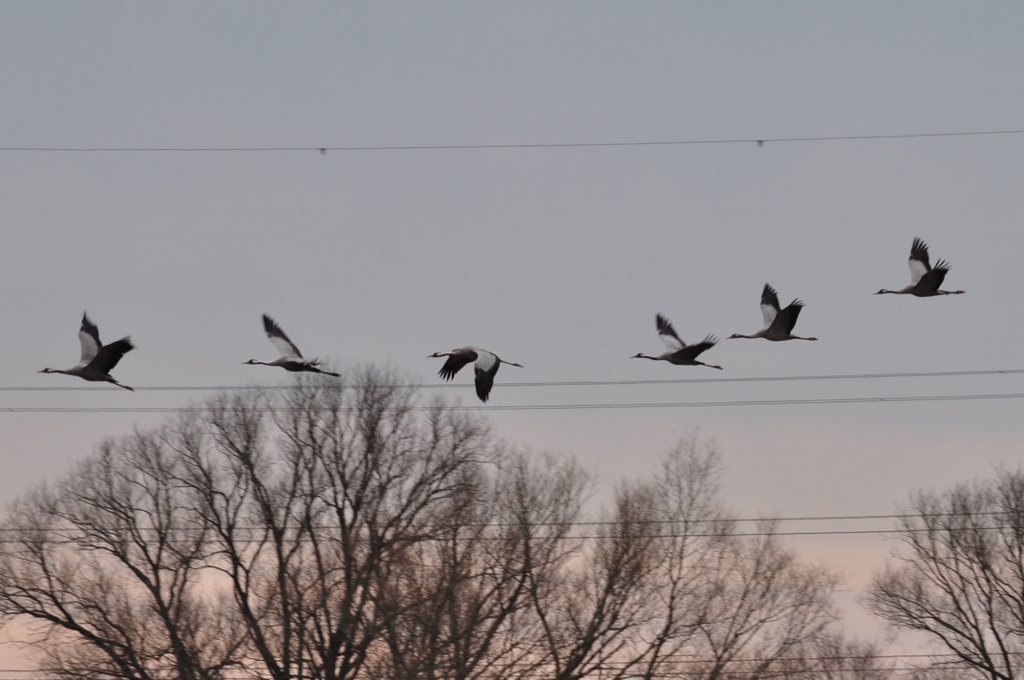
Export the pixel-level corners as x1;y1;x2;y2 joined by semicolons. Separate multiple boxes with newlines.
39;238;966;402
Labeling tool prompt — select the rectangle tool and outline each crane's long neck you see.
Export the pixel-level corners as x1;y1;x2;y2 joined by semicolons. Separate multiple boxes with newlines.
499;359;524;368
631;354;661;360
39;368;70;375
939;289;966;295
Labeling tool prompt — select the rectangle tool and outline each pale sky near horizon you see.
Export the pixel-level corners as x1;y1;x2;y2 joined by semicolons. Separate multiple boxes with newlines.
2;2;1024;670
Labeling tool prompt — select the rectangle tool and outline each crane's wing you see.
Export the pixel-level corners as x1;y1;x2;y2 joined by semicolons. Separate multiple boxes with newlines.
89;337;134;373
772;300;805;335
79;313;102;364
474;351;500;403
908;238;932;285
262;314;303;359
760;284;781;327
438;348;477;381
916;261;949;292
655;314;685;351
683;335;718;359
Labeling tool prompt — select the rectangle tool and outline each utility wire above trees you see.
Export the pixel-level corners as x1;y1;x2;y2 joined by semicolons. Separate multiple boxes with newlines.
4;390;1024;413
1;128;1022;153
3;366;1023;391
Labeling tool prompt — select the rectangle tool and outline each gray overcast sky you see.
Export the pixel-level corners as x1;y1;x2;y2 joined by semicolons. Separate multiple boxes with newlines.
2;1;1024;659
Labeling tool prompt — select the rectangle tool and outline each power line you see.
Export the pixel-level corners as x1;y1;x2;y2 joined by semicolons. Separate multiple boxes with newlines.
505;511;1007;529
521;511;1004;526
0;523;962;540
0;528;985;542
1;128;1022;153
4;391;1024;413
0;651;1004;675
4;367;1024;392
0;511;982;533
512;650;1020;667
0;519;1012;542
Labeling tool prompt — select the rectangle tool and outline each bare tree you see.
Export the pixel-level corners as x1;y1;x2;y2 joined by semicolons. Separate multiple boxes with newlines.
521;477;659;680
626;436;841;680
0;368;498;680
867;469;1024;680
515;436;841;680
0;374;863;680
0;431;244;680
753;632;895;680
682;521;839;679
371;450;588;680
633;435;731;677
370;460;505;680
171;367;498;680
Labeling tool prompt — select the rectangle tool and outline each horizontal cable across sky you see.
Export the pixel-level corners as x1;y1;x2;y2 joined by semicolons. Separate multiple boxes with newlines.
4;391;1024;413
1;128;1022;153
0;650;1009;676
4;367;1024;392
0;511;995;536
0;527;986;543
0;516;1008;541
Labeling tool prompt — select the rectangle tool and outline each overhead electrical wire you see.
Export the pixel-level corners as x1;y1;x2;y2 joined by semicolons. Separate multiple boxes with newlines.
1;367;1022;392
1;128;1022;153
500;650;1022;666
0;651;1002;673
4;391;1024;413
517;511;1008;526
0;508;1010;542
0;511;989;534
0;525;1001;543
0;652;998;679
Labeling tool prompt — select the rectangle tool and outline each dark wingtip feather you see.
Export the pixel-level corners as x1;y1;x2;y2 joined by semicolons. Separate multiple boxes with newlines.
474;365;496;402
910;238;932;270
655;313;682;343
437;353;472;382
80;313;100;339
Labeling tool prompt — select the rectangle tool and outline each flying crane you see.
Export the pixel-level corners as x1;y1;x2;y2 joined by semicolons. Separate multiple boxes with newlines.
875;237;965;297
632;314;723;369
245;314;341;377
728;284;818;342
39;313;135;391
429;347;523;402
